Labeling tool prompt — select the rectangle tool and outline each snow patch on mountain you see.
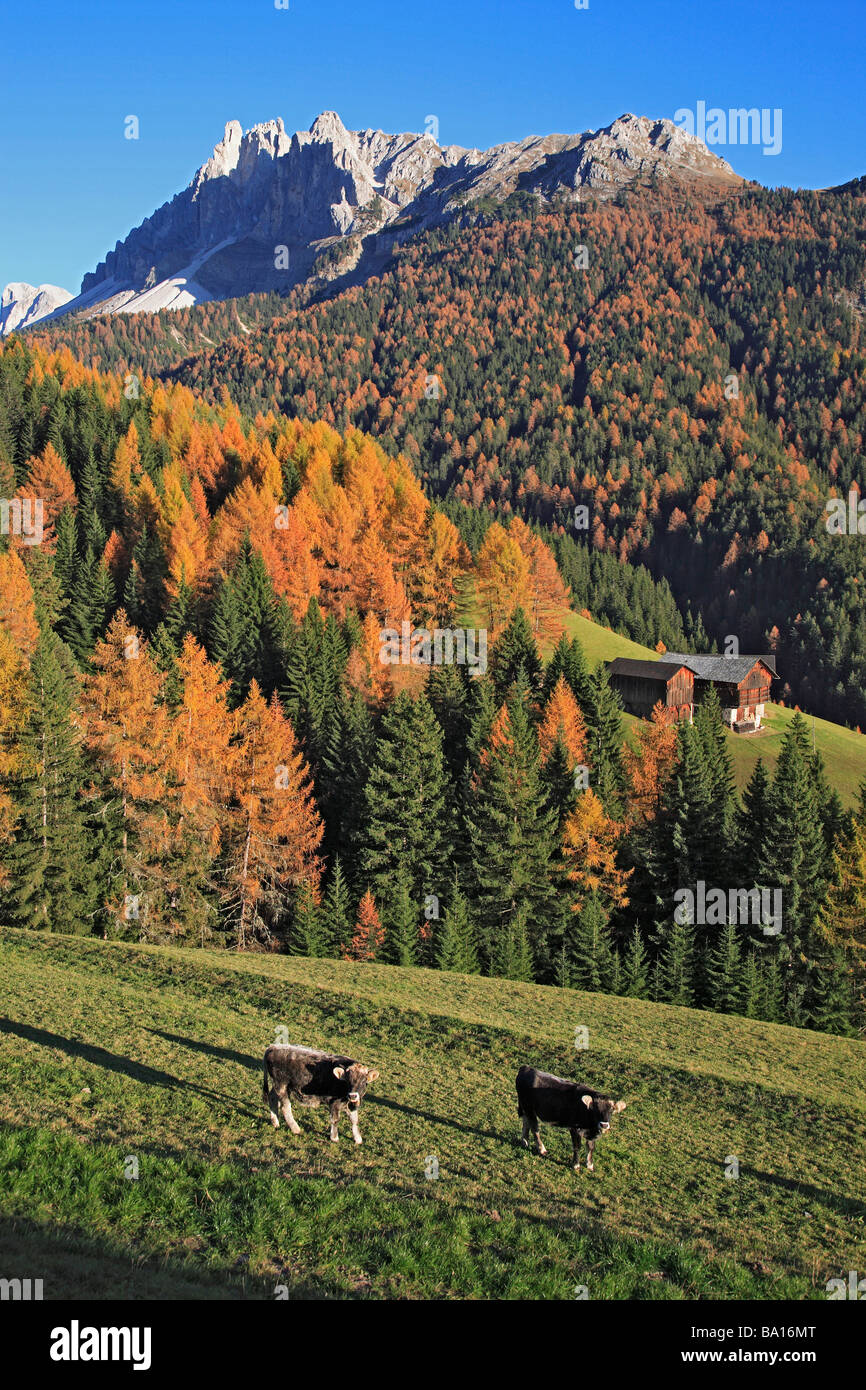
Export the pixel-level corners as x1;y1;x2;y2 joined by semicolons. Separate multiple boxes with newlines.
1;282;73;336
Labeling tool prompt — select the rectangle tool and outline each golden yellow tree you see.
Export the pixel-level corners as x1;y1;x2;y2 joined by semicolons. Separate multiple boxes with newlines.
561;789;632;914
0;550;40;862
475;522;532;636
80;611;170;930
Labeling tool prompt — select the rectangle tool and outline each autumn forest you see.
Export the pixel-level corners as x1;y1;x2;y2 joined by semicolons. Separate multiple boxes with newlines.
1;293;865;1041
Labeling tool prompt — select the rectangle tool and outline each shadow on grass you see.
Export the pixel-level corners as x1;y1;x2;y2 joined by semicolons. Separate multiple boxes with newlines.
0;1215;334;1301
0;1018;259;1121
144;1027;260;1072
361;1092;509;1145
741;1165;866;1219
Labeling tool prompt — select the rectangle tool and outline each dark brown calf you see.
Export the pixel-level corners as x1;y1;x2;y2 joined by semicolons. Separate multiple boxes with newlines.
516;1064;627;1172
263;1044;379;1145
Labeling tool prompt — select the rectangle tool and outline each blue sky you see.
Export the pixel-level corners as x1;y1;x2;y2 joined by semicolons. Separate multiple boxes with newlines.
3;0;865;292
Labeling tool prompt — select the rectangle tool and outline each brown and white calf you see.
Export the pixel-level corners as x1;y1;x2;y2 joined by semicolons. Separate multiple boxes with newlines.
516;1064;627;1172
263;1044;380;1145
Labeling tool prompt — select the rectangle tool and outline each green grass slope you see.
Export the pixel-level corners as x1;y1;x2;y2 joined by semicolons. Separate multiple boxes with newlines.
1;929;864;1300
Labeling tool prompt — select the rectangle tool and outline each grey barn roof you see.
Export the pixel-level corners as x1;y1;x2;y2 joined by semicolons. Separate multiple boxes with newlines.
607;658;693;681
664;653;777;682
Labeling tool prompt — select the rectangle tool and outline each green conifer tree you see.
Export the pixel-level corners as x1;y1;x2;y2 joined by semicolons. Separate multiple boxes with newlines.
706;918;742;1014
622;927;651;999
0;631;98;933
489;606;543;702
321;858;353;958
362;692;450;913
569;891;613;992
657;914;695;1007
436;882;479;974
585;662;625;813
466;691;557;976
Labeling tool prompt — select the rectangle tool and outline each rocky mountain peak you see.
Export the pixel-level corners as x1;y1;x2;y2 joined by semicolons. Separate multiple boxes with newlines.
1;282;72;336
308;110;351;145
41;110;744;326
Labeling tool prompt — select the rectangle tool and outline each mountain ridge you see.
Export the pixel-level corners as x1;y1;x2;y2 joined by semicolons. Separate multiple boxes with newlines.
15;110;742;332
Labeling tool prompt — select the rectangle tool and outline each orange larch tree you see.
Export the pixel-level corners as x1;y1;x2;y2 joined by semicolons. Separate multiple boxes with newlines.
80;611;170;933
17;443;77;554
538;675;588;767
344;888;385;962
623;701;680;826
223;682;323;949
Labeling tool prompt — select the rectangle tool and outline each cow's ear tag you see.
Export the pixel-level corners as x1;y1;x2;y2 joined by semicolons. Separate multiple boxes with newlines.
581;1094;593;1109
614;1101;627;1112
333;1066;345;1079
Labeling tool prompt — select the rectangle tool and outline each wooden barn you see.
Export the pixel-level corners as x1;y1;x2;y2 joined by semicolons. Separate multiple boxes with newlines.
664;654;776;732
606;658;695;721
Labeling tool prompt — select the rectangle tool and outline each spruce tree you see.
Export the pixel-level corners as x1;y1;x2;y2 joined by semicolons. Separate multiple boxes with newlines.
331;693;375;883
383;862;419;967
757;713;830;1008
466;692;557;976
544;633;594;716
489;606;543;702
541;731;580;831
734;758;772;887
209;577;242;691
0;630;98;934
292;882;326;957
809;950;855;1036
569;892;613;993
760;956;785;1024
362;692;450;912
706;918;742;1014
694;687;734;884
436;882;479;974
427;661;470;785
491;902;534;982
622;927;650;998
232;540;282;696
585;662;625;814
321;857;352;958
741;950;763;1019
657;914;695;1007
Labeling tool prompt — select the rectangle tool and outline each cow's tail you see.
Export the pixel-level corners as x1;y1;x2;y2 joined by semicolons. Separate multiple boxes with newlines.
262;1050;271;1104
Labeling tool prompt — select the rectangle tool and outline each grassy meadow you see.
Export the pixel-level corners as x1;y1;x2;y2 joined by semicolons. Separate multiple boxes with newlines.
1;928;864;1300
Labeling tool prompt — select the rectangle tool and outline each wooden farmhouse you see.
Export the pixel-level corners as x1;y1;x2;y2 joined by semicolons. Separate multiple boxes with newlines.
664;654;776;732
607;654;777;732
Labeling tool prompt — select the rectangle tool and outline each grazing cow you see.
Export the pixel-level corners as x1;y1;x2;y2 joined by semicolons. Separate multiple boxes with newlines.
263;1044;380;1145
516;1064;627;1172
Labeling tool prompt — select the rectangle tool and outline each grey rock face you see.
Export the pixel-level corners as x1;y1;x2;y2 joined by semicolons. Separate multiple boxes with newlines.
62;111;740;319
